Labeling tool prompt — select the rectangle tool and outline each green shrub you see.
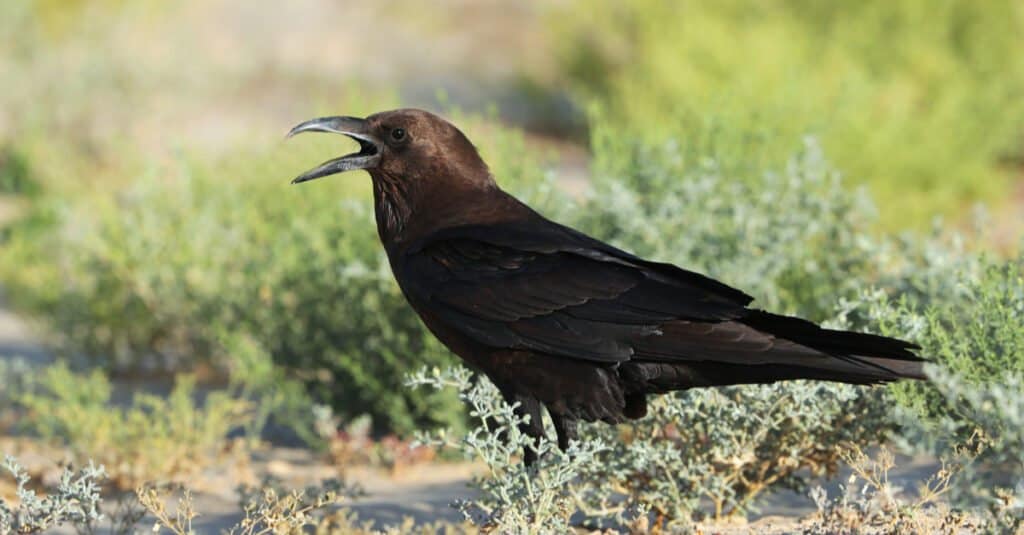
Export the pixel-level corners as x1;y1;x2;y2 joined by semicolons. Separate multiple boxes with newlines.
2;455;415;535
0;113;556;436
541;121;932;527
0;145;38;196
834;250;1023;421
576;383;894;527
408;366;618;533
576;124;879;320
11;363;253;489
889;369;1024;533
410;365;896;530
832;249;1023;529
548;0;1024;229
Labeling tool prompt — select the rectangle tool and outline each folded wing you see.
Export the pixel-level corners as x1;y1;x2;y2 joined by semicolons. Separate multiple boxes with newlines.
398;221;922;381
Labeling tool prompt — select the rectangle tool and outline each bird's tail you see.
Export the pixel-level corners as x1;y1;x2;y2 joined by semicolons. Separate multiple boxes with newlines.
627;310;926;394
740;310;926;383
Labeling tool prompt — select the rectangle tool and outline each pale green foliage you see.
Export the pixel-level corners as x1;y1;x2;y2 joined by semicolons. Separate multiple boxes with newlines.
899;370;1024;532
11;363;253;489
407;367;616;533
0;456;106;534
576;130;877;319
834;251;1024;421
572;382;893;528
832;250;1024;530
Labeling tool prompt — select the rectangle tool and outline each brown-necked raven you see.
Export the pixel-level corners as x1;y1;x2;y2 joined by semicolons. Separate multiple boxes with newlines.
287;109;924;464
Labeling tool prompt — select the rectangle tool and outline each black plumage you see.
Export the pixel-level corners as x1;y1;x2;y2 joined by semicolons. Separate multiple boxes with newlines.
287;109;925;464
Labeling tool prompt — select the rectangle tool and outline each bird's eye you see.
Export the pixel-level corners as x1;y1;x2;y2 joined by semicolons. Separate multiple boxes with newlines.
390;128;406;141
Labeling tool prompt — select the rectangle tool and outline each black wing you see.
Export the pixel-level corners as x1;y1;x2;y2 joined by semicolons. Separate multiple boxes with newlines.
398;220;755;363
398;220;923;381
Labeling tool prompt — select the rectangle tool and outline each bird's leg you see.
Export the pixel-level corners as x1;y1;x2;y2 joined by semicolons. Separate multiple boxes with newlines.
500;391;545;466
550;412;578;452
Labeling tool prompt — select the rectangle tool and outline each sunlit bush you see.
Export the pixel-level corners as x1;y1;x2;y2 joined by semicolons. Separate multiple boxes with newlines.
0;113;559;436
408;366;611;533
834;250;1023;422
8;363;253;489
908;370;1024;531
836;251;1024;530
549;0;1024;229
0;456;107;534
577;123;879;320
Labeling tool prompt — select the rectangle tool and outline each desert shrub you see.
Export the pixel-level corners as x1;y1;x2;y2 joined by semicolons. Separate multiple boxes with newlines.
548;0;1024;229
0;111;561;436
834;250;1024;422
139;476;472;535
0;145;38;197
573;382;894;528
830;249;1023;530
801;446;980;535
0;455;108;534
409;367;897;531
138;476;364;535
577;126;879;320
895;370;1024;532
10;363;253;490
3;455;460;535
556;124;935;527
408;366;619;534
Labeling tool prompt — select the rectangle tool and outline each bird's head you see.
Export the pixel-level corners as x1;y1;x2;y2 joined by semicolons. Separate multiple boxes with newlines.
286;108;491;188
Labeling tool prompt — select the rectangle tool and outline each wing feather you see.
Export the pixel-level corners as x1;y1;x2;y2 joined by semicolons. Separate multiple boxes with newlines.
396;219;923;381
398;222;751;362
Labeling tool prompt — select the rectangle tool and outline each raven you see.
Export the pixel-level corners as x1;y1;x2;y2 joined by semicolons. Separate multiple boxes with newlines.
287;109;924;464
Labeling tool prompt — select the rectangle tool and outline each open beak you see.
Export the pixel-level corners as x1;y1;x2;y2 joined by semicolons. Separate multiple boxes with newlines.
286;116;382;184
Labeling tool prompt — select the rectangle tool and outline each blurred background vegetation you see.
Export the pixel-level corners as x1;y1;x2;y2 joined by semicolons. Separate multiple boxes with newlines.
552;0;1024;230
1;0;1022;433
1;3;1023;527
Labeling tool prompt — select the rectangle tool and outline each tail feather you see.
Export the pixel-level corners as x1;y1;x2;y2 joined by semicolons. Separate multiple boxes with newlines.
741;310;926;381
629;310;927;388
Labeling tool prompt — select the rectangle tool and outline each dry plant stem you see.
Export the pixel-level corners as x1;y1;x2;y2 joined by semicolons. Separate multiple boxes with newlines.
136;486;198;535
